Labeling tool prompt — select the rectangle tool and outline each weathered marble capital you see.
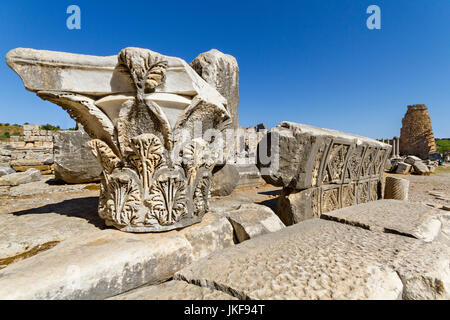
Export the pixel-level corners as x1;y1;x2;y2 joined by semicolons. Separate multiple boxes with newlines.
7;47;232;232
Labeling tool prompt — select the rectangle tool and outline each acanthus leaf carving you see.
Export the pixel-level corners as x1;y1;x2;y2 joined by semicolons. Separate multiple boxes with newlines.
11;46;232;233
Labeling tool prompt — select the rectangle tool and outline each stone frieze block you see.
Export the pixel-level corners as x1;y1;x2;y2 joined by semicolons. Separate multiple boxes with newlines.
7;47;232;232
258;121;391;223
258;121;391;190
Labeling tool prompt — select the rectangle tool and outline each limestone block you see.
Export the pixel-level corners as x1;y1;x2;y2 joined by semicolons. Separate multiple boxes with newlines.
210;164;239;196
385;158;392;172
10;141;26;148
257;122;389;220
385;176;409;200
277;188;320;225
0;197;102;261
109;280;237;300
177;212;234;260
53;129;102;183
405;155;422;165
7;46;232;232
11;159;47;166
7;48;228;100
226;203;285;243
191;49;240;128
12;165;51;173
0;167;14;177
0;146;12;156
321;200;442;242
0;230;193;299
235;164;264;189
395;162;411;174
0;201;243;299
23;124;40;132
175;219;450;300
0;168;41;186
412;161;429;175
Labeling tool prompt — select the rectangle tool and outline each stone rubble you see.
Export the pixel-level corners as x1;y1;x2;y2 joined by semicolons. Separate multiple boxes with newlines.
0;124;54;174
0;168;41;186
388;155;438;175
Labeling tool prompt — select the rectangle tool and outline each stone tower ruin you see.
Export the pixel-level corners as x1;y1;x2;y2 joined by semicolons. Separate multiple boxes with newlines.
399;104;436;159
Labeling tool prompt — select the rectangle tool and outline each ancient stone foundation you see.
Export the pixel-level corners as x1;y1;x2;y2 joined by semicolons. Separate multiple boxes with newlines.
7;47;232;232
400;104;436;159
258;121;391;225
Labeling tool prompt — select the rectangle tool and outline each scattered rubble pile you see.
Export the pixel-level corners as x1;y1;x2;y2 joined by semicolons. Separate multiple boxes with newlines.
387;155;438;175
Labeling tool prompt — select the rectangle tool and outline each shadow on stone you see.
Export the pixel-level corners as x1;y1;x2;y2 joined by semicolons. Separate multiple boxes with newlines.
256;198;278;212
257;189;281;197
9;196;106;229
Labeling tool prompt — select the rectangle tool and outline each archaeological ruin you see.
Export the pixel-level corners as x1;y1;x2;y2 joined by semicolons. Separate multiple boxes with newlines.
1;46;449;301
400;104;436;159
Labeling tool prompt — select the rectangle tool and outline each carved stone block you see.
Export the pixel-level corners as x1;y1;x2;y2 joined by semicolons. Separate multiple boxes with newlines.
7;47;232;232
258;121;391;224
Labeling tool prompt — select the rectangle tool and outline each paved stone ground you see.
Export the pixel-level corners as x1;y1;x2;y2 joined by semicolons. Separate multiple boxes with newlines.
175;219;449;300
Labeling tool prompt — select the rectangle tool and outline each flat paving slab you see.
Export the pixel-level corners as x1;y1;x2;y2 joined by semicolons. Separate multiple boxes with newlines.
321;199;443;242
175;219;450;300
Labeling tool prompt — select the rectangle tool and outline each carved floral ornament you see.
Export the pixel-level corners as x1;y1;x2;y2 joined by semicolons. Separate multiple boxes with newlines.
14;47;232;232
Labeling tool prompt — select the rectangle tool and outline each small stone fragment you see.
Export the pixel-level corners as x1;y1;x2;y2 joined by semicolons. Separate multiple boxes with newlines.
226;203;285;243
0;168;41;186
210;164;239;196
396;162;411;174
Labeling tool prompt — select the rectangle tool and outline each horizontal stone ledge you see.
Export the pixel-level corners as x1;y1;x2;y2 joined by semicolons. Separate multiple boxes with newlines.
6;47;227;101
320;199;443;242
0;210;235;300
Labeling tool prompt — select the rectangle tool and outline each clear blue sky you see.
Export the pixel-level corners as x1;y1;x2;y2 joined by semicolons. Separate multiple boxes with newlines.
0;0;449;139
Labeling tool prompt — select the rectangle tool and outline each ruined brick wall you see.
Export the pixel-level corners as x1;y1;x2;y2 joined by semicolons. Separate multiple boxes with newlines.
0;124;54;174
399;104;436;159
